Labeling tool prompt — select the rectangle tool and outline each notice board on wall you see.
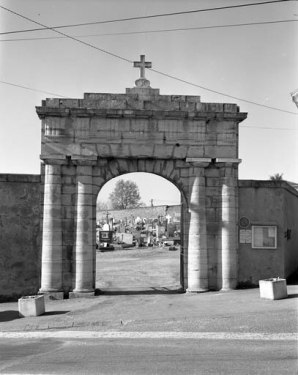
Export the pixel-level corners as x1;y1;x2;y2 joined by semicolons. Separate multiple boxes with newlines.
239;229;252;244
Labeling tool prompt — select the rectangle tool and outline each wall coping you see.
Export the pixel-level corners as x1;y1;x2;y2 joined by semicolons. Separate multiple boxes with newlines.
239;179;298;198
0;174;41;183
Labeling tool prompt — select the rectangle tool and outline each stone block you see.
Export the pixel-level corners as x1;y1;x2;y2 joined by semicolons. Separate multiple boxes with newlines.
206;208;216;222
204;146;236;158
206;222;220;234
39;292;64;301
259;278;288;300
42;232;62;245
179;102;196;111
224;104;238;113
130;144;154;158
186;146;204;158
206;178;220;187
205;168;220;178
18;295;45;317
61;165;76;176
69;291;95;299
217;133;236;145
153;145;174;159
110;144;130;158
205;187;220;197
186;279;209;293
72;249;94;261
96;144;110;157
61;193;72;206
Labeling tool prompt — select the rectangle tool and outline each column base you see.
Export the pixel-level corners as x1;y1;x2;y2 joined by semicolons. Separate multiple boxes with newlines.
186;288;209;293
69;291;95;299
221;280;238;291
38;291;64;300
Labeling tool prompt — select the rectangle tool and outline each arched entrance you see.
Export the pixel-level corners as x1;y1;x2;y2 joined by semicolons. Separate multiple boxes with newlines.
96;172;182;293
36;75;247;298
96;172;184;293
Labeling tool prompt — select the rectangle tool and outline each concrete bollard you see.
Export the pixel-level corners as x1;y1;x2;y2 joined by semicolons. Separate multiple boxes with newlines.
259;278;288;300
18;295;45;317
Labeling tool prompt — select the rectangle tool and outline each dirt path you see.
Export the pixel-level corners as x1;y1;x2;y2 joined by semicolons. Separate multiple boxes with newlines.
96;247;181;291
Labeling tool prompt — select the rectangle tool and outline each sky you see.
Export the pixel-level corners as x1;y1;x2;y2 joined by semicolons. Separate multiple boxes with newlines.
0;0;297;206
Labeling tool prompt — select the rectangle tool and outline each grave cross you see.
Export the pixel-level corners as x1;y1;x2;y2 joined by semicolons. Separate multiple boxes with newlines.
133;55;152;79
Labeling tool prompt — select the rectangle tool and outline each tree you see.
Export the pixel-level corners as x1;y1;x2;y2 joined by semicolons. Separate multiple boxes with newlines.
109;179;142;209
97;200;109;211
269;173;283;181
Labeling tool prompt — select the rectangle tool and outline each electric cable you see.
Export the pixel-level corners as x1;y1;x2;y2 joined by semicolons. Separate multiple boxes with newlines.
149;68;298;115
0;19;297;43
0;5;297;115
240;125;296;130
0;5;133;65
0;80;68;98
0;0;290;36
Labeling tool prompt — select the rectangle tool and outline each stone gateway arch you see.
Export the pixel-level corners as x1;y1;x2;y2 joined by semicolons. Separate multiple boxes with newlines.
36;59;247;298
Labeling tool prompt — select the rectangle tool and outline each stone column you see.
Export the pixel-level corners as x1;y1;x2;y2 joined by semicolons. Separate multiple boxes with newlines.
186;159;210;292
219;161;240;290
39;162;63;293
72;162;95;294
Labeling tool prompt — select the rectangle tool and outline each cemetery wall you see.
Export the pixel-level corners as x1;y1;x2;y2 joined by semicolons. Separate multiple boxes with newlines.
284;184;298;277
97;205;181;223
0;174;296;298
0;174;41;301
238;180;298;286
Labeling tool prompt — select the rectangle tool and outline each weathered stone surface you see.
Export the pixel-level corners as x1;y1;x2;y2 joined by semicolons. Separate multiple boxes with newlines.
0;175;41;301
37;87;246;163
18;295;45;317
31;85;251;296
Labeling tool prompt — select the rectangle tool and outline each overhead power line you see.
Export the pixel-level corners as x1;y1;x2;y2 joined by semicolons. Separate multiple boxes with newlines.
0;0;290;36
1;19;297;43
240;125;296;131
148;68;298;115
0;5;132;65
0;80;68;98
0;5;297;116
2;78;297;119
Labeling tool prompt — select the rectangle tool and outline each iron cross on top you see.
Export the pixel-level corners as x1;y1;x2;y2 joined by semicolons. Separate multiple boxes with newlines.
133;55;152;79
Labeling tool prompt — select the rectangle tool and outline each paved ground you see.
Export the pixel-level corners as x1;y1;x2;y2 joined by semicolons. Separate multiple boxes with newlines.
0;247;297;335
0;248;297;374
0;285;297;335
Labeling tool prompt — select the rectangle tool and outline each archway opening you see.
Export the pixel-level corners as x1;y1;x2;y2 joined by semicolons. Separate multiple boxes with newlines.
95;172;183;294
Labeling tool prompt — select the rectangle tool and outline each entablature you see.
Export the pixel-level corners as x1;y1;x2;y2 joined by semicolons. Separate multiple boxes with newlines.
36;106;247;122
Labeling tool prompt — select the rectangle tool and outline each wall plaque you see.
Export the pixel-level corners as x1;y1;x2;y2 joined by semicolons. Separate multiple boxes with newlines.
239;229;252;243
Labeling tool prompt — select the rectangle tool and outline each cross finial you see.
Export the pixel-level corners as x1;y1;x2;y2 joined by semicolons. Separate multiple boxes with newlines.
133;55;152;79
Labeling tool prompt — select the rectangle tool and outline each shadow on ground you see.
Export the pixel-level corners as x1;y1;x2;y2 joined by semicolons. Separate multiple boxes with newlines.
0;310;70;323
287;293;298;299
0;310;19;322
43;311;70;316
97;287;183;296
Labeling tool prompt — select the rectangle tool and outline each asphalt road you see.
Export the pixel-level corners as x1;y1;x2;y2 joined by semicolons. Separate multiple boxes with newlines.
1;336;297;375
1;248;297;374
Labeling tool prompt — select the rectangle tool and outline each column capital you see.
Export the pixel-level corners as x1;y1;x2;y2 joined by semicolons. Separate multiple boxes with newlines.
215;158;242;168
186;158;211;168
40;155;66;165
